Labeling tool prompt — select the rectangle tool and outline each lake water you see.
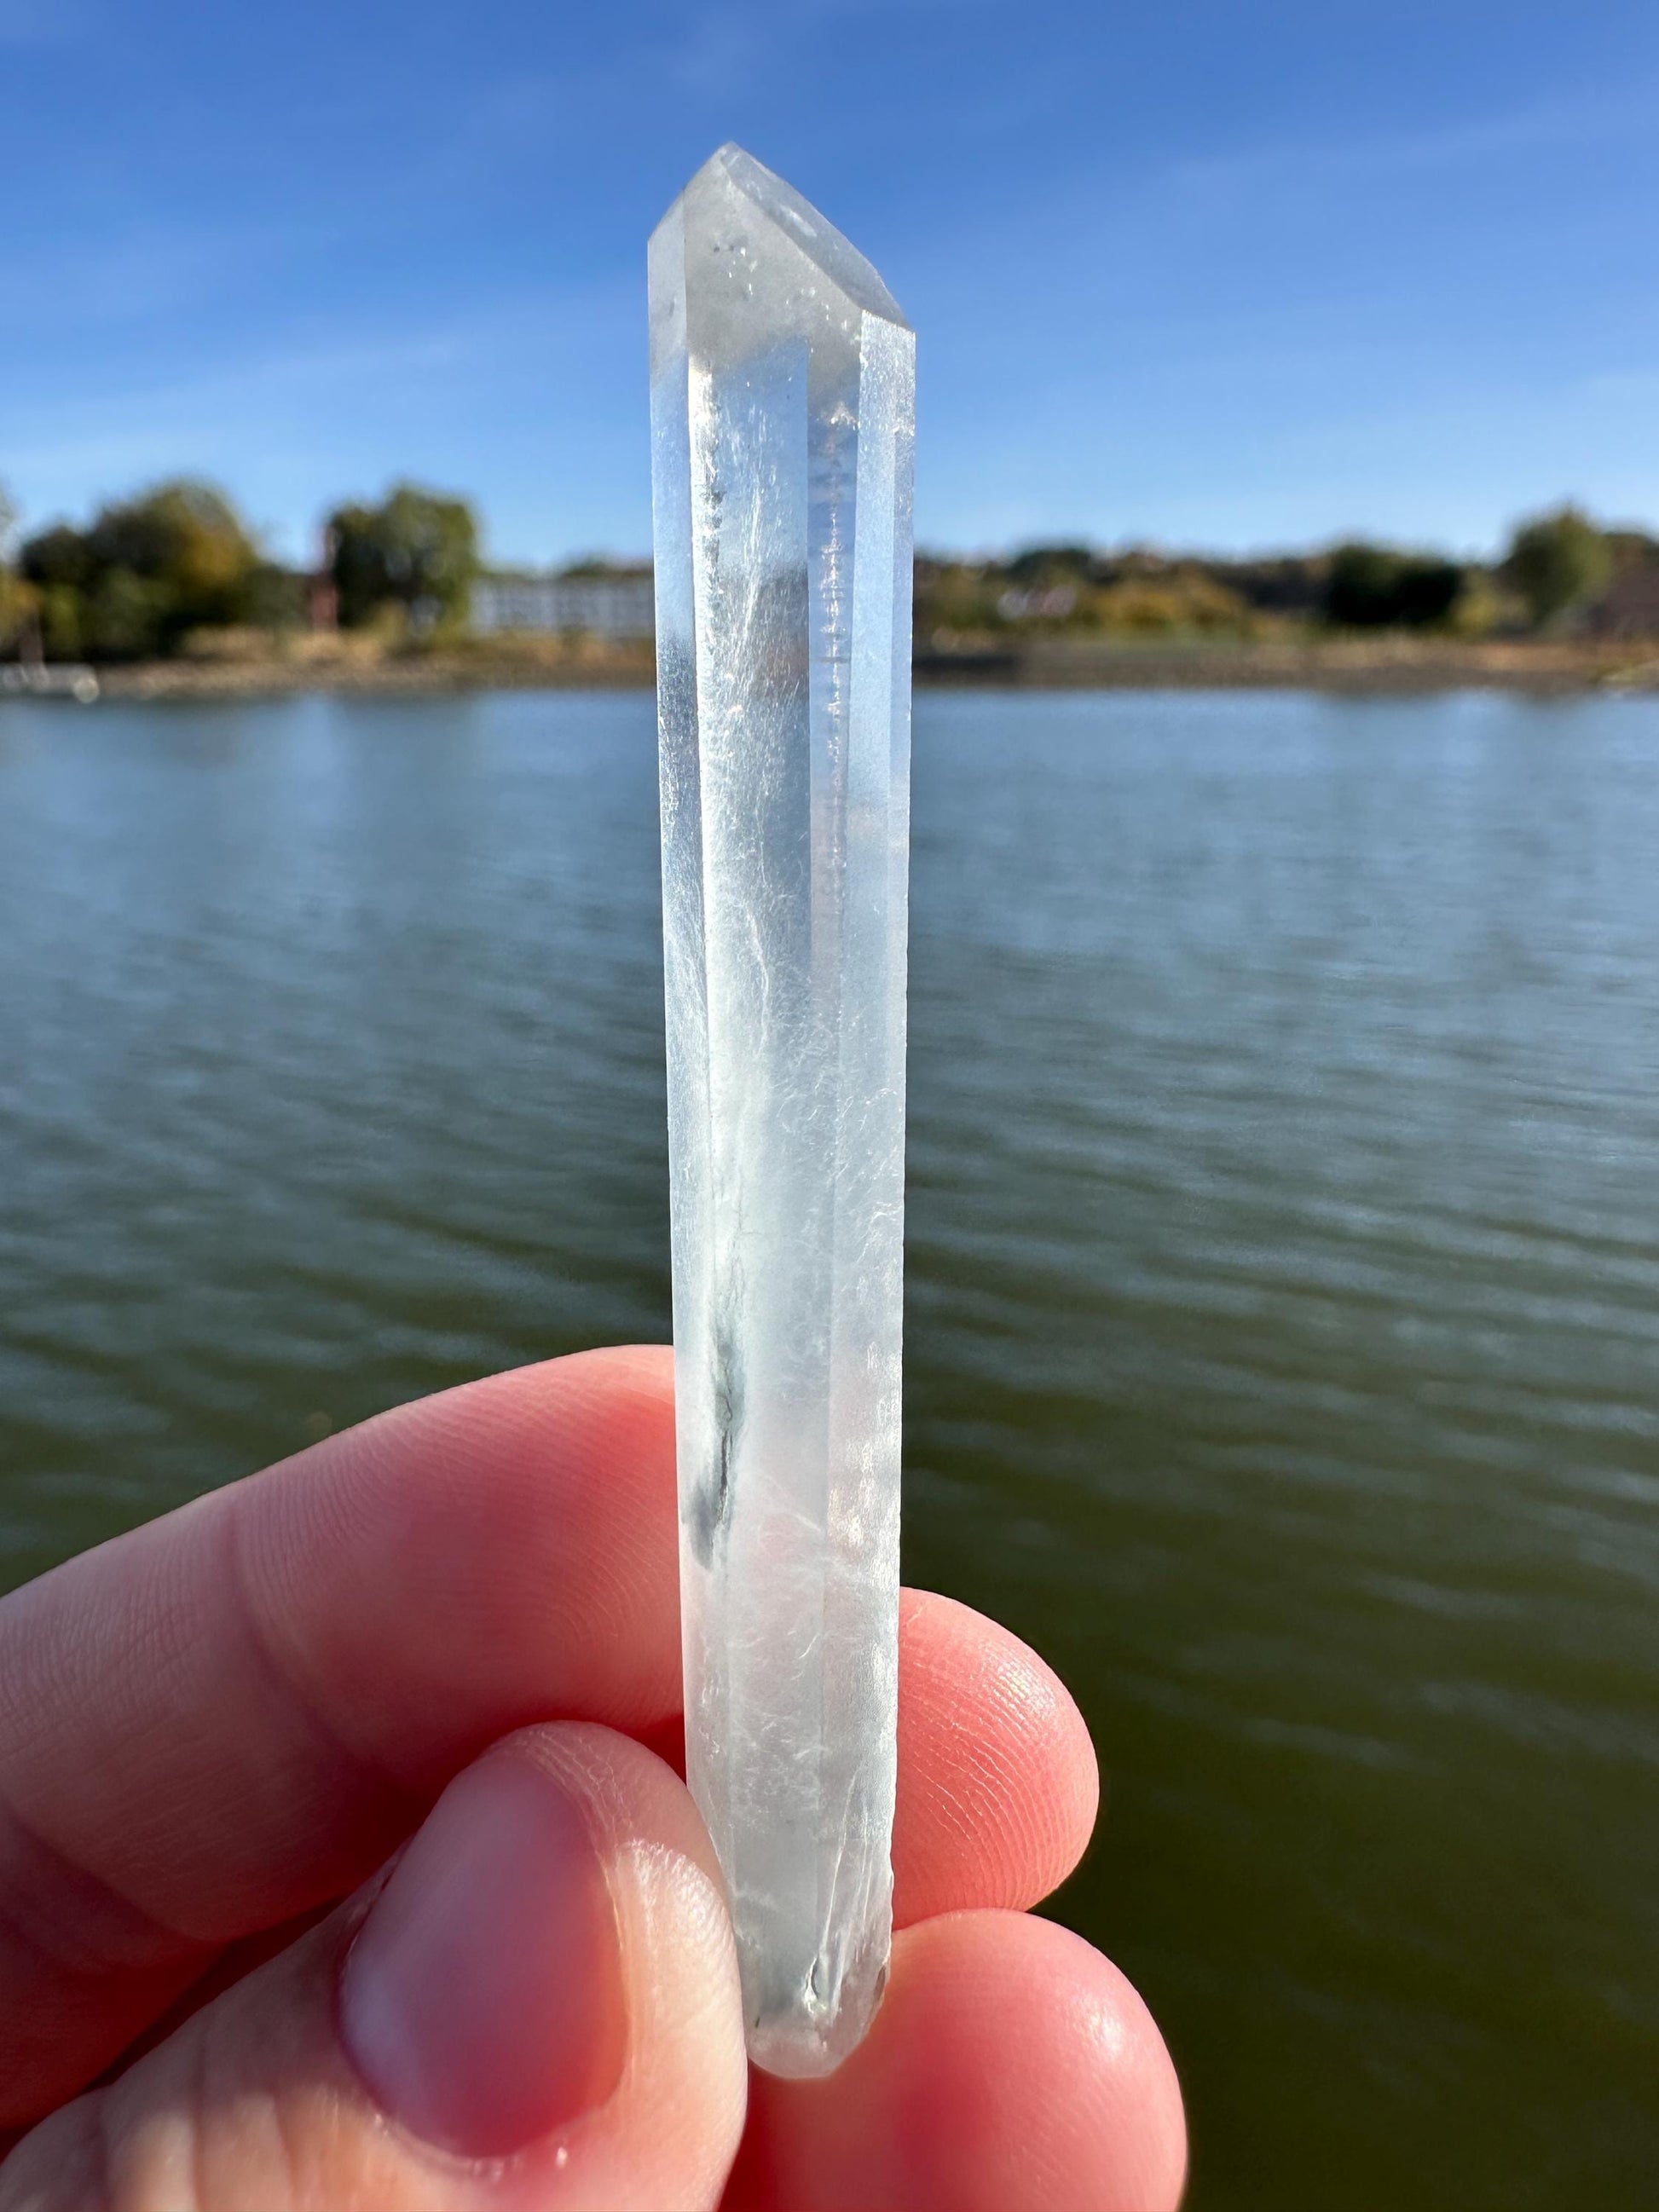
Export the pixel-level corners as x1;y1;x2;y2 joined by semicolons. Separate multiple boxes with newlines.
2;687;1656;2207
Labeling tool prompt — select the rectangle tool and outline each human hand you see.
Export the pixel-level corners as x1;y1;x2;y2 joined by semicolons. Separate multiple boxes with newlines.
0;1348;1185;2210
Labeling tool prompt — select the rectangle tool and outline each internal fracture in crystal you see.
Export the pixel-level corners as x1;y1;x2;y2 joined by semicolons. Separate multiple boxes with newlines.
650;145;915;2076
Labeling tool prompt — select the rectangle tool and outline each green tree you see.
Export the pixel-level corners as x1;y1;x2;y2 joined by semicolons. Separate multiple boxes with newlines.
1094;569;1254;634
326;482;479;631
20;521;92;594
1500;505;1614;628
85;570;175;660
85;481;259;627
20;479;263;659
1324;543;1464;629
1004;544;1096;586
36;585;81;661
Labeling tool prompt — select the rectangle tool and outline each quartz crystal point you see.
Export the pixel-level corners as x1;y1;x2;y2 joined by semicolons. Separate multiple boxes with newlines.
650;144;914;2078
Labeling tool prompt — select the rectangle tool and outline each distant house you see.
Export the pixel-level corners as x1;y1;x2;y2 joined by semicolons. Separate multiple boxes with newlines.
471;567;655;640
1581;565;1659;640
997;584;1078;621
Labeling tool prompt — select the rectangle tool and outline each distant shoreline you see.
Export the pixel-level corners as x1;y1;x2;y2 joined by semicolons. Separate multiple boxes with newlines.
34;632;1659;702
925;635;1659;693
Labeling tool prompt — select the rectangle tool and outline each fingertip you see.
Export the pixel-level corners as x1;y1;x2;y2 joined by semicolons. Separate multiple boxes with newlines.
340;1746;627;2157
238;1350;687;1797
535;1342;676;1429
4;1724;749;2212
338;1721;744;2175
503;1724;749;2193
731;1909;1186;2212
895;1591;1100;1925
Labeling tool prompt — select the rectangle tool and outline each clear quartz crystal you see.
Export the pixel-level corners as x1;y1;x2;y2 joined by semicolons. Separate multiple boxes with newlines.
650;144;914;2077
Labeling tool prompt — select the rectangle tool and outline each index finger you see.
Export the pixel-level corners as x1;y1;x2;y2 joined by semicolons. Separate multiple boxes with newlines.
0;1348;1095;2124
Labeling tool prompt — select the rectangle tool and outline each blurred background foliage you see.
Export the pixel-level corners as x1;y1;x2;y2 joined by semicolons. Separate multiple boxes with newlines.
914;505;1659;650
10;481;289;663
1500;504;1616;628
0;477;477;663
325;483;480;634
2;473;1656;663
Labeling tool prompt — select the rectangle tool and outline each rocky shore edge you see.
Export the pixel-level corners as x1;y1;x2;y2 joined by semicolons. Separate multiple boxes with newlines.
49;632;1659;702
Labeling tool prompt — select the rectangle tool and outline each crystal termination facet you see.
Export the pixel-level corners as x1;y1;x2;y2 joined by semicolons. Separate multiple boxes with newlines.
650;144;915;2077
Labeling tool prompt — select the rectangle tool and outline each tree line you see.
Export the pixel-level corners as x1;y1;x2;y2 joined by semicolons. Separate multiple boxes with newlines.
915;506;1656;646
0;481;479;664
0;474;1652;664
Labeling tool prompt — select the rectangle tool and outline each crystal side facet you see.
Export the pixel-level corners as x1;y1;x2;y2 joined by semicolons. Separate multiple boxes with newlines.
650;145;914;2078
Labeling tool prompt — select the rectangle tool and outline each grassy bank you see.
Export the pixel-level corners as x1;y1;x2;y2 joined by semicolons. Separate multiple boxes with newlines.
76;629;1659;701
925;634;1659;692
95;631;656;700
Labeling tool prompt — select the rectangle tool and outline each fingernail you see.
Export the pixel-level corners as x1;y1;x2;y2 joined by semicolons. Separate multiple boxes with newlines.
340;1754;626;2159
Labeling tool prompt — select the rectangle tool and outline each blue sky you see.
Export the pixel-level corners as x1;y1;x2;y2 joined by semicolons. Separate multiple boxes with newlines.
3;0;1656;564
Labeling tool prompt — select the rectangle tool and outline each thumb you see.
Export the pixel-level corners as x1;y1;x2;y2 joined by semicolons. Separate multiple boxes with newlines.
1;1727;748;2212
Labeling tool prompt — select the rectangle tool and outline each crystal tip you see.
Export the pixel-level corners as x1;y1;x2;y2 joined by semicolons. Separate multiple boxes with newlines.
665;141;909;331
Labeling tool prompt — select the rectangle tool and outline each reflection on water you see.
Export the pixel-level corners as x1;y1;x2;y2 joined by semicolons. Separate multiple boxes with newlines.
2;687;1657;2207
